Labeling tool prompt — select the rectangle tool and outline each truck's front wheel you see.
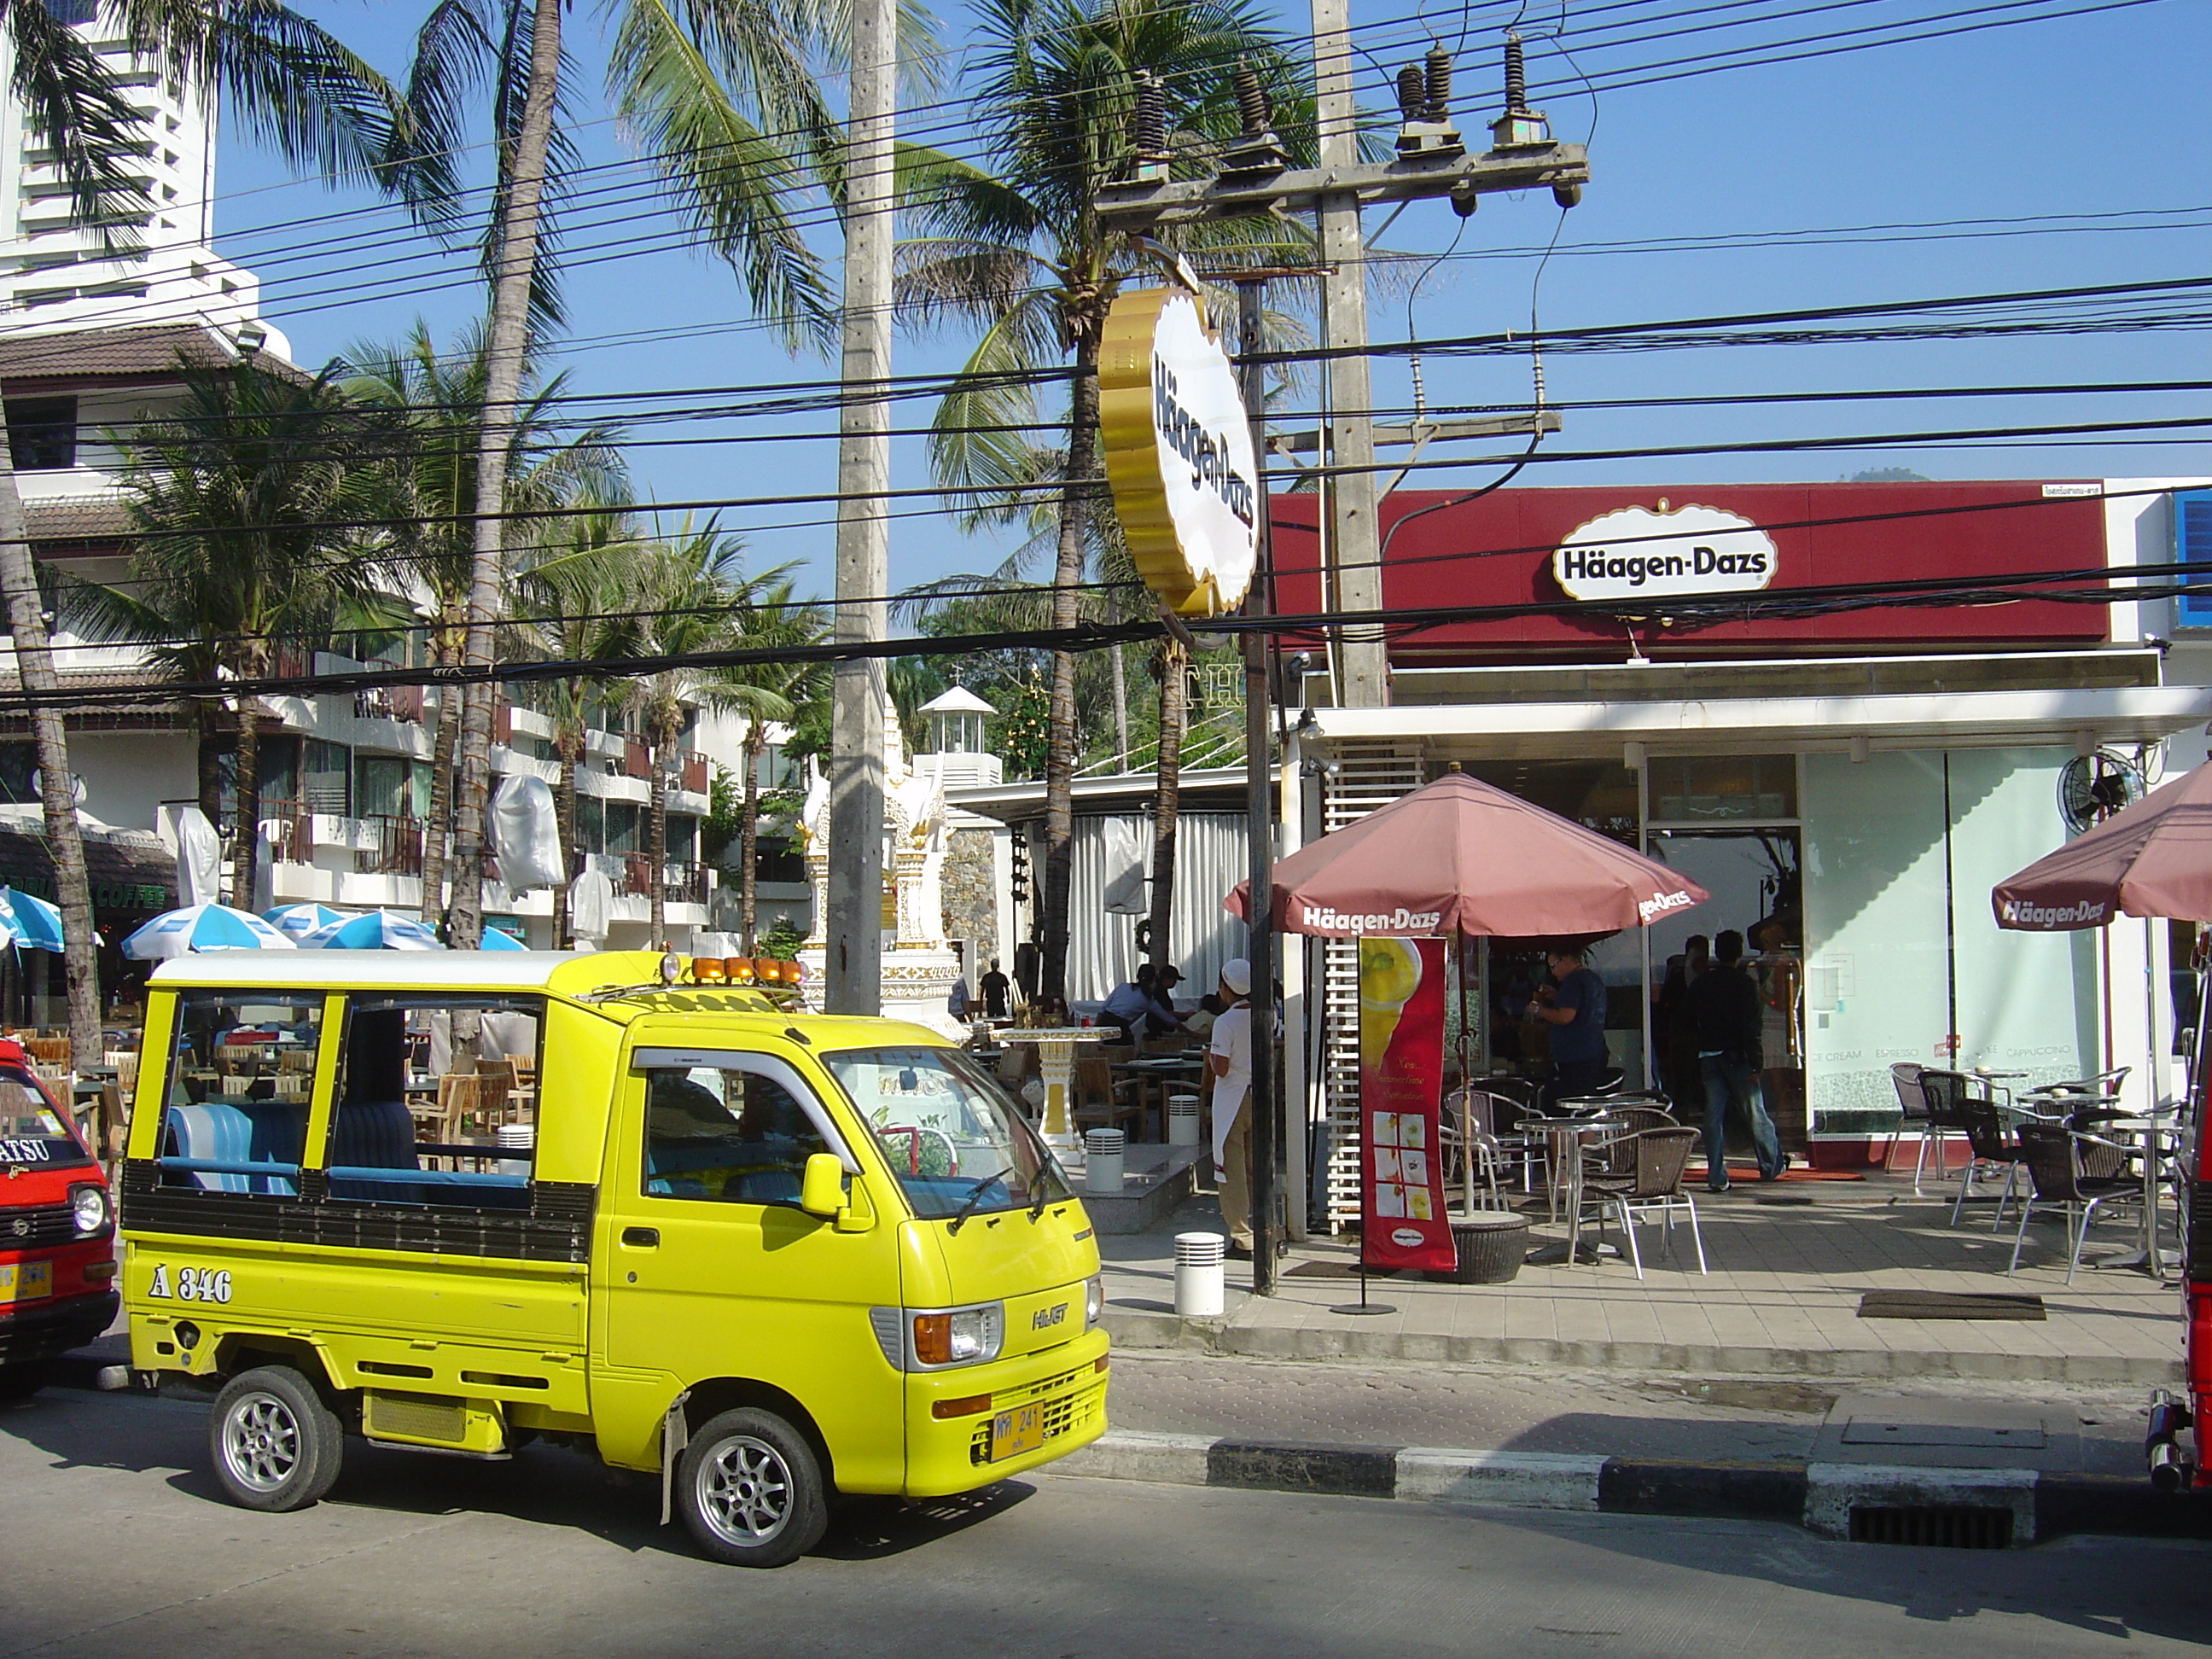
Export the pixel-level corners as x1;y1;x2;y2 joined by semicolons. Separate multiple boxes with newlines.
676;1407;829;1568
209;1365;343;1513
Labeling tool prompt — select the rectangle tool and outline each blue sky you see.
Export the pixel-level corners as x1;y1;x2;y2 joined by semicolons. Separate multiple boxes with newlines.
212;0;2212;599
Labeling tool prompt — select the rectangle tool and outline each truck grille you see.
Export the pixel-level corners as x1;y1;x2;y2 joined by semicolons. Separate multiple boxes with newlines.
1;1202;76;1250
968;1361;1105;1465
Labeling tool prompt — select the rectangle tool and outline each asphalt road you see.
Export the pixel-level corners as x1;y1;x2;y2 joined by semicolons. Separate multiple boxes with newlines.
3;1386;2208;1659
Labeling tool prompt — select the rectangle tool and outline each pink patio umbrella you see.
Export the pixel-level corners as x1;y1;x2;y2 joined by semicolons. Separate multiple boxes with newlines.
1226;768;1708;940
1992;759;2212;931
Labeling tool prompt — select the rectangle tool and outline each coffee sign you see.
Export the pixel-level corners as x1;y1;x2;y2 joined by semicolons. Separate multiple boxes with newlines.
1551;502;1778;603
1099;286;1259;618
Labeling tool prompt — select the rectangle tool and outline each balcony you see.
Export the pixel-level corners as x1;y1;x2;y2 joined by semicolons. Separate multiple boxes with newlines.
616;854;707;907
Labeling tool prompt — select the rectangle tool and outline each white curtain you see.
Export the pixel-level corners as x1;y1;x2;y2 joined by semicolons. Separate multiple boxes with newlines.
1066;812;1250;1003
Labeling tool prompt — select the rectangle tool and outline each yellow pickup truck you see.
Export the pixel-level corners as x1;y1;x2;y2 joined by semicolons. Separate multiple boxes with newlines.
120;950;1107;1566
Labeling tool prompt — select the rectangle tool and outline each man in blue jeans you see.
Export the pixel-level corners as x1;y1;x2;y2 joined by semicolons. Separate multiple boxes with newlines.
1686;928;1784;1190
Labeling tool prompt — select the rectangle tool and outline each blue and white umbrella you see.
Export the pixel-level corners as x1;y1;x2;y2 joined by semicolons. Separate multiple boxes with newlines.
303;910;446;952
263;902;357;942
123;903;296;959
0;888;63;952
479;928;527;951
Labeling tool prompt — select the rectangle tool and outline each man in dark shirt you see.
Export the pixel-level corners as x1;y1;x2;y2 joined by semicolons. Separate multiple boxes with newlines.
979;958;1011;1020
1528;946;1609;1108
1686;929;1784;1190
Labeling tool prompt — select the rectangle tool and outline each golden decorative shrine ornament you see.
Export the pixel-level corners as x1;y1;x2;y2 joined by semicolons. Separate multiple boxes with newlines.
1099;285;1260;617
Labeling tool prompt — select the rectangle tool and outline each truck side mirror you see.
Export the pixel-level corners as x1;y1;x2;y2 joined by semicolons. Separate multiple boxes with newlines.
798;1153;845;1220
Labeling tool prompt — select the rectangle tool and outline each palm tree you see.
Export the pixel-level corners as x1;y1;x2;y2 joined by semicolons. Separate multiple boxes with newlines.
512;500;650;945
715;576;826;952
59;362;408;905
391;0;859;945
0;0;416;1069
338;321;623;924
626;525;803;942
898;0;1306;998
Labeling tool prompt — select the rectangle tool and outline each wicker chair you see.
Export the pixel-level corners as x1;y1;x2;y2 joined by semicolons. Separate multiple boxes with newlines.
1920;1070;2004;1225
2007;1122;2145;1284
1584;1104;1679;1180
1578;1126;1706;1278
1952;1092;2028;1231
1888;1061;1933;1194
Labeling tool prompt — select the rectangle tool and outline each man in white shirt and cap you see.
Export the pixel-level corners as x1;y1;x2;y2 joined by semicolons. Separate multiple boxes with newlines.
1207;958;1255;1259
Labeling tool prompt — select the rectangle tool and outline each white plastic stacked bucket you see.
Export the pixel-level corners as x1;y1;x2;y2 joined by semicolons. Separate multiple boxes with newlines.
1083;1128;1125;1195
1174;1231;1226;1318
1167;1094;1201;1146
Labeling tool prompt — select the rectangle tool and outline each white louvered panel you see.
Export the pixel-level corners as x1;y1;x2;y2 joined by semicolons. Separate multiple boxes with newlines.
1317;746;1427;1229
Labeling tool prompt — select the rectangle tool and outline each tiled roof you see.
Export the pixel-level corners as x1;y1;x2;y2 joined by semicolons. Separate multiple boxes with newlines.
0;323;296;385
23;494;131;540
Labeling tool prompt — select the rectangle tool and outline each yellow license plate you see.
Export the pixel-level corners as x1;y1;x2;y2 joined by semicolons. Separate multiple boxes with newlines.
988;1402;1045;1462
0;1260;52;1302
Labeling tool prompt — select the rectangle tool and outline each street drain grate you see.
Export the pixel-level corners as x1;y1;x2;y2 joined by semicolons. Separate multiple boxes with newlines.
1848;1505;2014;1549
1857;1290;2046;1321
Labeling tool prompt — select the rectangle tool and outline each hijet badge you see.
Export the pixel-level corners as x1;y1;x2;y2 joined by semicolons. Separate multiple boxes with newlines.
1099;285;1260;619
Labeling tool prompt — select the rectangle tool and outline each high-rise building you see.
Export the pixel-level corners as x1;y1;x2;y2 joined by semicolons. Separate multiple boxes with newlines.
0;0;281;349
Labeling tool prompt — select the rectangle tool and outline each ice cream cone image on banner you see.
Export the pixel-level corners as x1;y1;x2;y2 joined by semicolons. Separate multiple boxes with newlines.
1359;937;1423;1068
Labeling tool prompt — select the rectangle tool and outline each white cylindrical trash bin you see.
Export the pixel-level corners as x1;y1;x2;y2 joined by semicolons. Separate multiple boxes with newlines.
1167;1094;1201;1146
1083;1128;1125;1195
1173;1231;1226;1318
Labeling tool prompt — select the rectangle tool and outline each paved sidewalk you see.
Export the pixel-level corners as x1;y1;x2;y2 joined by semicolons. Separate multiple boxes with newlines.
1099;1176;2183;1384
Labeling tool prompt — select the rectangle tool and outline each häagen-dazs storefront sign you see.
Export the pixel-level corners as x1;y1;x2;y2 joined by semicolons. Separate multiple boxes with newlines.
1551;501;1778;603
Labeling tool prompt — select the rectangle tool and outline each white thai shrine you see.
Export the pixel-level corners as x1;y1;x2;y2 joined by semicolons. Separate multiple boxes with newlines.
798;689;1000;1036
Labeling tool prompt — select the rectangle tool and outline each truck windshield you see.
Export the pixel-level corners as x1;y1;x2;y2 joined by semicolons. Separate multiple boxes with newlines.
822;1046;1070;1221
0;1067;88;1167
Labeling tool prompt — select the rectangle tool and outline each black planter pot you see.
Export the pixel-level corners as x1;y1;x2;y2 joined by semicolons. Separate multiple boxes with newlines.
1429;1214;1530;1284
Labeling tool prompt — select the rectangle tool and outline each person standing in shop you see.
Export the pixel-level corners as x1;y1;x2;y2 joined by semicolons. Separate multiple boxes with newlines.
1528;944;1608;1109
1207;958;1255;1260
1687;928;1786;1190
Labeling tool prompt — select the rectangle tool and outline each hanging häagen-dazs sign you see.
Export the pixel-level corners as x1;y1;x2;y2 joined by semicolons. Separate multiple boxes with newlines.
1551;500;1778;603
1098;286;1259;618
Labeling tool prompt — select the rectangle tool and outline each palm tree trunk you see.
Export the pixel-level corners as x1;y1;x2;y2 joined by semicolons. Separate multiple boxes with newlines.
0;468;101;1068
647;718;670;943
739;720;765;953
1108;643;1129;761
1039;322;1103;1002
230;699;262;909
553;722;581;947
196;704;223;826
416;632;460;925
1145;641;1186;973
447;0;562;950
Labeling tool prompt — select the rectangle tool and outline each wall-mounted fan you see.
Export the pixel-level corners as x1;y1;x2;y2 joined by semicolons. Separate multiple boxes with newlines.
2058;749;2146;835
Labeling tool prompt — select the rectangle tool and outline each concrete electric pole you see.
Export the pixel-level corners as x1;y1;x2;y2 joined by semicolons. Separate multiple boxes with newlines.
826;0;896;1016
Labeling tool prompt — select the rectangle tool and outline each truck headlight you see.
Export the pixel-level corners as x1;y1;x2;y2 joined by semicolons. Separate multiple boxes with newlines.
907;1302;1004;1368
69;1183;109;1237
1085;1275;1104;1329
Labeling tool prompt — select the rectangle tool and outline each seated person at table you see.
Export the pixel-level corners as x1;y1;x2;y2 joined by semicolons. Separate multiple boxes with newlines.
1184;992;1225;1041
1102;964;1184;1045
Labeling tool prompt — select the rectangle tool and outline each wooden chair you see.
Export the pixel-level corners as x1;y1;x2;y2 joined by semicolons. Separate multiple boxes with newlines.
1070;1049;1143;1139
436;1073;514;1141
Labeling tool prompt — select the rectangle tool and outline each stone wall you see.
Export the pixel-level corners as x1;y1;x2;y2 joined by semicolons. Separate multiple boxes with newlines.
940;827;997;963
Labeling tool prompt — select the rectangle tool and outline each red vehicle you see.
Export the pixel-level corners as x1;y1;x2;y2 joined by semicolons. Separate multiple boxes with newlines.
0;1039;117;1397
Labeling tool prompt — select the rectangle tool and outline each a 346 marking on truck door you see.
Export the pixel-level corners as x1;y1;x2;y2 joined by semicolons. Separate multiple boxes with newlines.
146;1264;231;1303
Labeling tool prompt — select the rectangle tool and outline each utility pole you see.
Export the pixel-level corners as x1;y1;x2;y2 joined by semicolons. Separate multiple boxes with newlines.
1096;32;1586;707
1310;0;1384;708
825;0;895;1016
1237;278;1280;1294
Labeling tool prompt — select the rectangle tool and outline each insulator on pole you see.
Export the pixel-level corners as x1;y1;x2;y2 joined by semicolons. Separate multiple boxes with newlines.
1231;59;1272;137
1131;69;1167;154
1423;45;1452;121
1503;31;1528;114
1396;63;1426;122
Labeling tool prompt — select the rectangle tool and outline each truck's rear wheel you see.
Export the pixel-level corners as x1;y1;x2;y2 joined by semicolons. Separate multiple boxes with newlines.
209;1365;342;1512
676;1407;828;1568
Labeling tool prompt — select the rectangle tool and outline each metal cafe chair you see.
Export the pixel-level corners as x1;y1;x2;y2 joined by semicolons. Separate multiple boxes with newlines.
1919;1069;2012;1226
1578;1126;1707;1279
1952;1092;2030;1231
2007;1122;2146;1284
1888;1061;1936;1195
1440;1088;1508;1213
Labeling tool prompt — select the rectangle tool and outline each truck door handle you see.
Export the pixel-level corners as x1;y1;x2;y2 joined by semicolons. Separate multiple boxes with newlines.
621;1226;660;1248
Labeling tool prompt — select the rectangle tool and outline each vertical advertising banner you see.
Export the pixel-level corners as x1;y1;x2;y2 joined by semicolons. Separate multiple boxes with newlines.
1358;936;1455;1274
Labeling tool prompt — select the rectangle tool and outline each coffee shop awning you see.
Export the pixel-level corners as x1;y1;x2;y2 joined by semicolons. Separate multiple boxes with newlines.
0;818;177;917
